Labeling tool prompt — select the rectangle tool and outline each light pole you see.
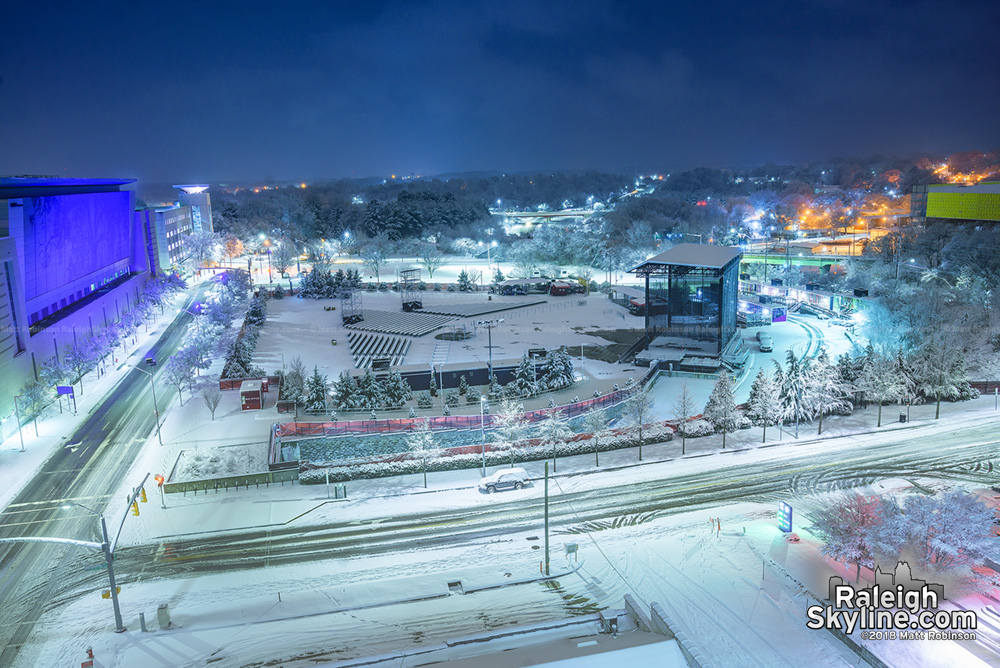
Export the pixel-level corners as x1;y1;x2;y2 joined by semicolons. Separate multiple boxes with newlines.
12;394;25;452
480;396;488;476
134;366;163;446
61;503;125;633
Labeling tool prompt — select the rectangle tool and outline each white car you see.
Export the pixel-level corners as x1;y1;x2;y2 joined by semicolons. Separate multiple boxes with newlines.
479;467;530;493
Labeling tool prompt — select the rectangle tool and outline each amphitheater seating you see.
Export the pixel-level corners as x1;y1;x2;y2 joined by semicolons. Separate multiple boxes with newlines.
417;300;545;317
347;332;412;369
344;309;455;337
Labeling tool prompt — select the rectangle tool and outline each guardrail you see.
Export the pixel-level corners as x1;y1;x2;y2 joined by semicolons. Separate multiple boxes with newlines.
164;468;298;495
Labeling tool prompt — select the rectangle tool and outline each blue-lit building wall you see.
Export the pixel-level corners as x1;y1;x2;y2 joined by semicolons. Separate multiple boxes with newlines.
9;191;136;326
0;179;149;440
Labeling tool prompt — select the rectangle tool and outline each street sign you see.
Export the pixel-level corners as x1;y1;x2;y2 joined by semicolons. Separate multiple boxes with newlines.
101;586;121;599
57;385;74;396
778;501;793;533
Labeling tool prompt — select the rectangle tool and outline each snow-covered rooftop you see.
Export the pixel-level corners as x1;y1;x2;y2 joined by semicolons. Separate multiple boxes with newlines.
630;243;742;271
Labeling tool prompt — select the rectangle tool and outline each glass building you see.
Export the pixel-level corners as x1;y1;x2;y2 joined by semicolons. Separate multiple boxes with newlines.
629;244;742;354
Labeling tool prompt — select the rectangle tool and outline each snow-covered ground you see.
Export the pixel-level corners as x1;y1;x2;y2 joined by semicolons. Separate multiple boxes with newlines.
4;268;998;668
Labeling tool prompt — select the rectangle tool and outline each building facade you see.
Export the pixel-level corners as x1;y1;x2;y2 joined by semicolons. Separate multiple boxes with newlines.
0;178;150;441
911;182;1000;225
629;244;742;355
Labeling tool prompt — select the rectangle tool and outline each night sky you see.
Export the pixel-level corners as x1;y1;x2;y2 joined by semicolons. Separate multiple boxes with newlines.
2;0;997;184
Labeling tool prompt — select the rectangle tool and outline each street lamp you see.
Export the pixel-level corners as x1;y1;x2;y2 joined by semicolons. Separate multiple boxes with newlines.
480;396;488;476
61;503;125;633
134;366;163;446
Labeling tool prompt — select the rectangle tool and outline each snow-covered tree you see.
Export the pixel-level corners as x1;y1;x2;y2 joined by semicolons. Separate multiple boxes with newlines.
63;337;102;394
510;353;537;397
164;355;194;405
776;350;812;436
304;366;329;413
537;408;572;472
458;375;470;396
623;385;655;460
810;492;880;582
283;357;307;417
406;419;439;488
856;351;903;427
382;370;412;408
333;369;358;411
583;408;610;466
807;352;853;435
492;267;505;284
457;269;475;292
540;347;574;391
671;382;697;455
419;244;445;278
492;398;529;467
866;491;996;575
19;380;48;436
703;373;740;449
355;369;384;410
911;337;972;419
745;369;783;443
201;384;223;420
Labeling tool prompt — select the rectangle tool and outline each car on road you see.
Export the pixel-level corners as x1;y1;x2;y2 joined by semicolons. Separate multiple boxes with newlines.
756;331;773;353
479;467;530;494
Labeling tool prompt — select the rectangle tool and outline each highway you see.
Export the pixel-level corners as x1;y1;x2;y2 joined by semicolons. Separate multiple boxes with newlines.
0;289;204;667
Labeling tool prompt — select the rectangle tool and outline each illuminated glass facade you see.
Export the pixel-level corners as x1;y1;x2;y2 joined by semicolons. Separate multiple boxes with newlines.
630;244;741;354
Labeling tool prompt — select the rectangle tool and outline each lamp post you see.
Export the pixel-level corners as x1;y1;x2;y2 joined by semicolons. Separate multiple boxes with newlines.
61;503;125;633
134;366;163;446
480;395;488;476
12;394;25;452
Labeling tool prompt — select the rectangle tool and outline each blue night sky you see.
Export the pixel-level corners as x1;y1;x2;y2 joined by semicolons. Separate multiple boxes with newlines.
1;0;997;183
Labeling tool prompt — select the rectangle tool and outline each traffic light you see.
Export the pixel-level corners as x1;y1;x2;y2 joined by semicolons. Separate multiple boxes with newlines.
130;501;139;517
154;474;165;487
140;488;147;503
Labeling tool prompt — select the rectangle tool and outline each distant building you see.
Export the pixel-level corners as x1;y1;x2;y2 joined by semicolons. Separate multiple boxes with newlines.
0;178;149;438
135;185;214;276
911;182;1000;225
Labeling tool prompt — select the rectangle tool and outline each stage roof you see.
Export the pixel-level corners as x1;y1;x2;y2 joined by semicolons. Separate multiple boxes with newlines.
629;243;742;272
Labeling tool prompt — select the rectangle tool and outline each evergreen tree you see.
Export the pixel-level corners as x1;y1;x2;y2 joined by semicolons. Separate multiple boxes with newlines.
356;369;384;410
382;370;412;408
283;357;308;417
304;366;329;413
776;350;812;436
458;375;469;396
541;348;574;391
511;353;537;397
457;269;475;292
703;373;740;449
428;374;438;397
492;267;505;284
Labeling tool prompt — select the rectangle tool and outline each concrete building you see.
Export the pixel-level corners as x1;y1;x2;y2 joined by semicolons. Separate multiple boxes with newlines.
134;185;214;276
911;182;1000;225
0;178;150;441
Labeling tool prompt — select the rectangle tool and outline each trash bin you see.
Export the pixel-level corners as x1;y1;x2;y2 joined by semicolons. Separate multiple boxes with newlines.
899;412;907;423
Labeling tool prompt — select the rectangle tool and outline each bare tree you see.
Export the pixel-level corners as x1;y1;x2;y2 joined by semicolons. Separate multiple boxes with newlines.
360;233;394;283
623;386;655;460
583;408;610;466
406;419;439;488
493;398;529;467
201;384;223;420
419;244;446;279
537;408;572;472
671;382;697;455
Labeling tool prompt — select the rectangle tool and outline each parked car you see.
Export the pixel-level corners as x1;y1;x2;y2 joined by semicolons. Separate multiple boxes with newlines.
756;331;773;352
479;467;530;494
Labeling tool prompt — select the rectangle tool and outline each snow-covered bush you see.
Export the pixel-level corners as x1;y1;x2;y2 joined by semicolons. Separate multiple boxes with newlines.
680;419;714;438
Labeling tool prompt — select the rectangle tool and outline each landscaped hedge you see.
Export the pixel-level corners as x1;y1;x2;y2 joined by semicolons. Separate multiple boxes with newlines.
299;424;673;483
